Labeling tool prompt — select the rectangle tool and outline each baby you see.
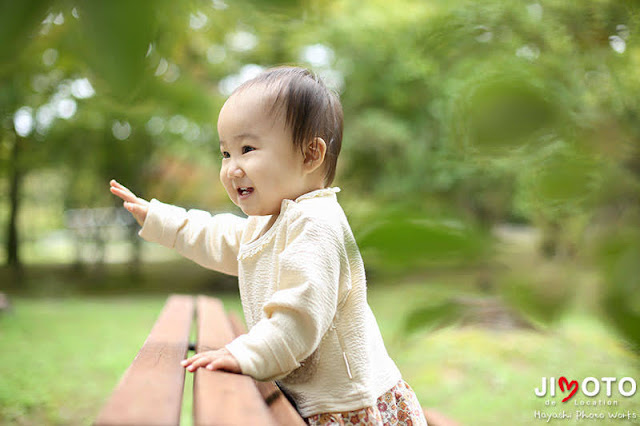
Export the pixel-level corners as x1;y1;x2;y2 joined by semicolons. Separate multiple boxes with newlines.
110;66;427;425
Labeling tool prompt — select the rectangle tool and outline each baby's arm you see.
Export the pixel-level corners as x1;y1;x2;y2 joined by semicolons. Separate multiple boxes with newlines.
225;216;349;381
110;179;244;372
109;179;246;275
109;180;149;226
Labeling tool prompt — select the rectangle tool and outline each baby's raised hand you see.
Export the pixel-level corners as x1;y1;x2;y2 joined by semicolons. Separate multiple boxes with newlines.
109;179;149;226
181;347;242;374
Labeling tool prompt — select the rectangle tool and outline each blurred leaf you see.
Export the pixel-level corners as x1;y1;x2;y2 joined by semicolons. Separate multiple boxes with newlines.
456;73;560;154
499;273;569;326
358;212;490;268
534;152;599;204
0;0;51;68
76;1;162;101
404;299;462;334
515;143;603;220
471;86;553;148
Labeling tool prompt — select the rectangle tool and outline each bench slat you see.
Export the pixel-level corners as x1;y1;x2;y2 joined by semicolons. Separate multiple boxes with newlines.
193;296;276;426
228;312;306;426
95;294;194;426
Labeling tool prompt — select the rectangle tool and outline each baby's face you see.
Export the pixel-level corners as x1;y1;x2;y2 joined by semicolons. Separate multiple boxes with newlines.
217;87;308;216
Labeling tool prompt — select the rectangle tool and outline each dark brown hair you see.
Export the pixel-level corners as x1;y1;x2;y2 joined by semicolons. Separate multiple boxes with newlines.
233;66;343;185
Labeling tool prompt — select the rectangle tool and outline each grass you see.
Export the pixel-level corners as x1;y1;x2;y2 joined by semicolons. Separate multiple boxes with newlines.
0;297;159;425
0;294;242;425
1;279;640;425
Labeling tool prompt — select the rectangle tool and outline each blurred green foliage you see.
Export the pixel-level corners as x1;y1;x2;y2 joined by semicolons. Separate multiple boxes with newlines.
404;299;463;334
75;1;161;100
0;0;639;351
358;212;490;268
0;0;51;65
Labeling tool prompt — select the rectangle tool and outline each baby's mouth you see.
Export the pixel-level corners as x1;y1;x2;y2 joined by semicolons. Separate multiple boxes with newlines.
237;187;254;197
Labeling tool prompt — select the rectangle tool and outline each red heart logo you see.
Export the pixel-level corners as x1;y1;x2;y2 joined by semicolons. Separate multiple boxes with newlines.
559;376;578;402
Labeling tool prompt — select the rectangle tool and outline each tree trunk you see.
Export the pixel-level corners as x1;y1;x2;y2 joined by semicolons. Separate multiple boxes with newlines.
7;136;22;269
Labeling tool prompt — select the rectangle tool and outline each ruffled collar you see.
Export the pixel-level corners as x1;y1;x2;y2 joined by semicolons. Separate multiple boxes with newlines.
294;187;341;203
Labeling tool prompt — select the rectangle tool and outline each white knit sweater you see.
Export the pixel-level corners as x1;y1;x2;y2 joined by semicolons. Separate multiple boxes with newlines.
138;187;402;417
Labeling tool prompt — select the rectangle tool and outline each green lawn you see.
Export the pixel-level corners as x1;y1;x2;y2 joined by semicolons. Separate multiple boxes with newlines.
1;281;639;425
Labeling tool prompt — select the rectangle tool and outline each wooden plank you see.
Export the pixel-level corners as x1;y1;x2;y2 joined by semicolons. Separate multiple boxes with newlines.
193;296;275;426
95;295;194;426
228;312;306;426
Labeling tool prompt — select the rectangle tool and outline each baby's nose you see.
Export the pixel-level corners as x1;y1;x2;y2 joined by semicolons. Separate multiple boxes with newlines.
226;163;244;178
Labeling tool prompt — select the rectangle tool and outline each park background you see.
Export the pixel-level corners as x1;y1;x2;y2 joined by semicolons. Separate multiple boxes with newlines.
1;0;640;424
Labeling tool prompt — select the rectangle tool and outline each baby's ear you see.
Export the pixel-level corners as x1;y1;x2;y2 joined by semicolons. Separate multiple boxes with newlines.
303;137;327;171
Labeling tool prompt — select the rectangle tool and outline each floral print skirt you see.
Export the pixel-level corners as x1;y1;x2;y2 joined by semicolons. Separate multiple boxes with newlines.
305;379;428;426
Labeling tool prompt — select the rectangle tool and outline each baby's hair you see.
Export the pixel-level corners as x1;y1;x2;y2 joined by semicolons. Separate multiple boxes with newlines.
232;66;344;185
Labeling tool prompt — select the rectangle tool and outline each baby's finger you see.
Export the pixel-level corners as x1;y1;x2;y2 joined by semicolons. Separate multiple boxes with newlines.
124;202;148;219
182;353;203;366
206;358;237;373
205;358;228;370
110;179;128;191
110;180;129;194
187;358;211;372
110;187;138;203
110;180;138;198
185;355;202;367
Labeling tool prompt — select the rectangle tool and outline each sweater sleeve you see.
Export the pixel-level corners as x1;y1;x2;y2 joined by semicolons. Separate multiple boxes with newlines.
225;215;344;381
138;198;246;276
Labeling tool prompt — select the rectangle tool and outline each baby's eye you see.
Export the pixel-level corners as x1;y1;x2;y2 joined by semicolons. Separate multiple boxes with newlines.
242;146;255;154
221;151;230;159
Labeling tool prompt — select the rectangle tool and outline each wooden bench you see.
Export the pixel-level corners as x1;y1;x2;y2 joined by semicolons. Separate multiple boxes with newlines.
95;294;305;426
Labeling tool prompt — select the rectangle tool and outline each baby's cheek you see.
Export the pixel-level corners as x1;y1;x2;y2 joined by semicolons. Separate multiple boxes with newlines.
226;188;238;204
